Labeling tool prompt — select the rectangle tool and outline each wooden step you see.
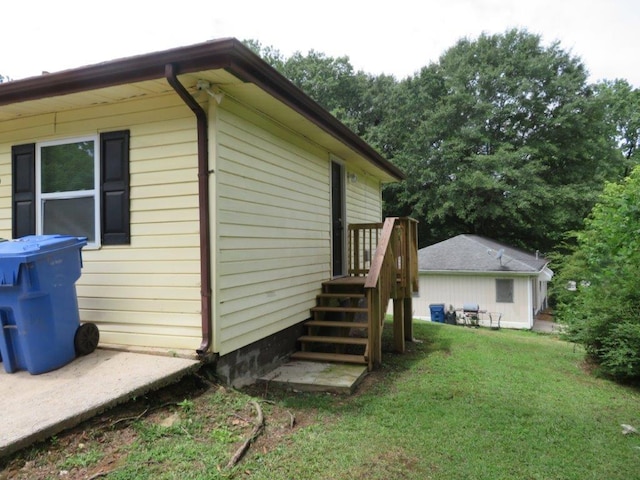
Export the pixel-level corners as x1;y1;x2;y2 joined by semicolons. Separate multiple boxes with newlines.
322;276;366;287
304;320;368;329
322;277;366;294
310;306;368;313
290;351;367;365
317;292;366;299
298;335;368;345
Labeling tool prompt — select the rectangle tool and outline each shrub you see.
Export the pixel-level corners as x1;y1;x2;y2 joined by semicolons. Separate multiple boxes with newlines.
554;165;640;382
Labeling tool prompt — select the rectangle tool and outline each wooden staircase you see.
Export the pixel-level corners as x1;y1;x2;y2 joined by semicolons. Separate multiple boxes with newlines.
291;277;369;366
290;217;419;371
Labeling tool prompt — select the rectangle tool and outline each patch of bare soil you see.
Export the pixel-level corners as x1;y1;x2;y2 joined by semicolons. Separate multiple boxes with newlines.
535;308;555;322
0;370;325;480
0;375;200;480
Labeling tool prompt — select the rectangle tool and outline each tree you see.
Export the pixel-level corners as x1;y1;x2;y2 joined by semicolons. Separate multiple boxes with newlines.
247;33;630;252
244;39;396;140
594;79;640;176
553;165;640;382
383;29;622;251
243;39;286;71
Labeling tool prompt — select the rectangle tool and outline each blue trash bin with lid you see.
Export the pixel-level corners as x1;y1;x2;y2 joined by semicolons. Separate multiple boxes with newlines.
429;303;446;323
0;235;98;374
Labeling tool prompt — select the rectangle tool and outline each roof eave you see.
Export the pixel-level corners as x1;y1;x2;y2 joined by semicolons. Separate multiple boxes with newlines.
0;38;405;181
419;268;548;276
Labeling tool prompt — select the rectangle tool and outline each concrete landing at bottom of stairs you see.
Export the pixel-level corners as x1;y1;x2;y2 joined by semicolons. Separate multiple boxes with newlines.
258;361;368;394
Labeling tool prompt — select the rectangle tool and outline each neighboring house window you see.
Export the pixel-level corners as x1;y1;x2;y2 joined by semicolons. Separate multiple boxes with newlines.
11;130;130;246
496;278;514;303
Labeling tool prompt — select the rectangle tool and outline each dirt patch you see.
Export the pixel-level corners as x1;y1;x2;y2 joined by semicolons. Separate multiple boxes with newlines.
0;375;199;479
350;446;421;480
0;371;330;480
535;308;555;322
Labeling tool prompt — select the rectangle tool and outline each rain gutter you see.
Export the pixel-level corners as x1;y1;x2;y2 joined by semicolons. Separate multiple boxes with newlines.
165;63;212;357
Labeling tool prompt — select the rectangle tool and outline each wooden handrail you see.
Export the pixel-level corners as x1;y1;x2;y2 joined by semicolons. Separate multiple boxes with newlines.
364;218;399;369
348;217;418;370
364;218;397;289
348;222;382;277
349;218;418;292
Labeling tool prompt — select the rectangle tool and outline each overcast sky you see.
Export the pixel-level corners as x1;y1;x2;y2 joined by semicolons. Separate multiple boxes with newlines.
2;0;638;87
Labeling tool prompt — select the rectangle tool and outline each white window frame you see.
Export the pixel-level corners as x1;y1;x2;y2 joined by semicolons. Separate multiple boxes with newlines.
35;135;101;248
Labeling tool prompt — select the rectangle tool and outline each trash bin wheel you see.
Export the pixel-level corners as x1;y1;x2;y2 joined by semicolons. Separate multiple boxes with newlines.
75;323;99;356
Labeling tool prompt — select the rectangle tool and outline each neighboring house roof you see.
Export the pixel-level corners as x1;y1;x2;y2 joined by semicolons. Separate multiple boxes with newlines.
418;234;551;275
0;38;404;182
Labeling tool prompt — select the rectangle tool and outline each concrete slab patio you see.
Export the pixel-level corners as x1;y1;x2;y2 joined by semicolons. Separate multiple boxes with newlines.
0;349;200;458
258;360;368;394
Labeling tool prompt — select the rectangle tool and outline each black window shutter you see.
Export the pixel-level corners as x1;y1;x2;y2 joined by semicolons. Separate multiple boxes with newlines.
100;130;130;245
11;144;36;239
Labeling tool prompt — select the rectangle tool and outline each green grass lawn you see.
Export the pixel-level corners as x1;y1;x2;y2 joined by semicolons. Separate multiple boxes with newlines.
241;323;640;480
4;322;639;479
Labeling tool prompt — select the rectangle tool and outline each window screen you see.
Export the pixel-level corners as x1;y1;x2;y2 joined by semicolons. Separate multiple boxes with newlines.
496;279;514;303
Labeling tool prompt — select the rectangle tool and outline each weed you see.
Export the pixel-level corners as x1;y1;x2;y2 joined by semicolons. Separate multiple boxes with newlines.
59;446;102;470
209;426;238;444
178;398;195;413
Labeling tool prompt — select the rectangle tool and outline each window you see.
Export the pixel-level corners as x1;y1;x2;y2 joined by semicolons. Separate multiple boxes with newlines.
11;130;130;246
496;279;514;303
38;137;99;244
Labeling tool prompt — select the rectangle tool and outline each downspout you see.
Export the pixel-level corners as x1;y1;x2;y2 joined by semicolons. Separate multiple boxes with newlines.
165;63;212;357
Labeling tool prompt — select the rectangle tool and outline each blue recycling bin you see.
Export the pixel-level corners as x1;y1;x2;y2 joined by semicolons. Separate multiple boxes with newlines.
429;303;446;323
0;235;97;374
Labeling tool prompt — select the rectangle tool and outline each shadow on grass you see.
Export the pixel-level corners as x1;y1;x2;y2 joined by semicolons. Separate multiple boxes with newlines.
409;320;453;354
380;320;452;367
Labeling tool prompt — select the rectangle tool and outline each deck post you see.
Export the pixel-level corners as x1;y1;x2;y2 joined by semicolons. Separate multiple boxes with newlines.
404;296;414;341
366;289;376;370
352;228;360;275
393;298;405;352
369;288;382;369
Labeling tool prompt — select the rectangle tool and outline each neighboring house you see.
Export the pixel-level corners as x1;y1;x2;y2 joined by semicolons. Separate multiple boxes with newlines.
413;235;553;329
0;39;410;384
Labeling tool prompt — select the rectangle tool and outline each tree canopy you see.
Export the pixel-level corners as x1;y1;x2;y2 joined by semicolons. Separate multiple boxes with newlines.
244;39;395;140
594;79;640;175
383;30;626;251
246;30;638;252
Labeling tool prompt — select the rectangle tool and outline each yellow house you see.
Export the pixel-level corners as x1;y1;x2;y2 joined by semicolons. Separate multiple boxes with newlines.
0;39;416;384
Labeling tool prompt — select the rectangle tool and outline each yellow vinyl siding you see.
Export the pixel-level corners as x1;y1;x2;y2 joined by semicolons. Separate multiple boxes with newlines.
0;92;203;351
1;81;391;357
215;98;331;354
345;171;383;225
